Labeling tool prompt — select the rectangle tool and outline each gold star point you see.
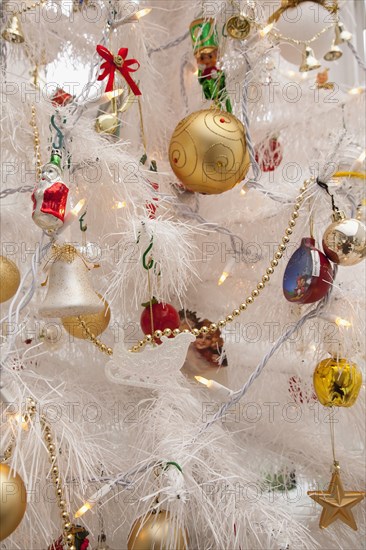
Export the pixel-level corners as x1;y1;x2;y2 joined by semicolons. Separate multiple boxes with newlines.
308;469;365;530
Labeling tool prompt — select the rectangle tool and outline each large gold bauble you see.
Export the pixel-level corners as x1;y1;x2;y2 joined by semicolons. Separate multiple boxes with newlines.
322;216;366;266
61;293;111;339
169;109;250;194
127;510;187;550
313;357;362;407
0;256;20;303
0;463;27;541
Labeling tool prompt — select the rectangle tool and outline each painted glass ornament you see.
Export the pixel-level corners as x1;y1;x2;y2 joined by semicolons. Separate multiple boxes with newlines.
313;357;362;407
255;136;283;172
190;18;232;112
51;88;74;107
31;152;69;234
283;237;333;304
322;212;366;266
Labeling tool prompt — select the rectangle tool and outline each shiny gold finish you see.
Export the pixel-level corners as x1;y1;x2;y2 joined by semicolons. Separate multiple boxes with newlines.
76;316;113;356
323;41;343;61
123;178;313;353
299;46;321;72
128;510;187;550
62;294;111;339
169;109;250;194
40;414;75;549
322;212;366;266
226;15;251;40
30;105;42;181
0;256;20;303
308;466;365;530
1;14;24;44
0;464;27;541
313;357;362;407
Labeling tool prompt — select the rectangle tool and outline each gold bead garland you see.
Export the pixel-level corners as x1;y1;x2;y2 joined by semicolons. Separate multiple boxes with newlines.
40;414;76;550
82;178;313;356
30;105;42;181
2;399;76;549
129;178;312;352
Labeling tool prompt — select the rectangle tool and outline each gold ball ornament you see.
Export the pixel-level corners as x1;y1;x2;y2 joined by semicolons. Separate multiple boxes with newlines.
95;113;119;135
0;463;27;541
127;510;187;550
0;256;20;303
61;293;111;339
169;109;250;194
322;214;366;266
313;357;362;407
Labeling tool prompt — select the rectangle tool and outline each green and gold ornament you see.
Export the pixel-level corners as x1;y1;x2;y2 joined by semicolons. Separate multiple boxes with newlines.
190;18;232;113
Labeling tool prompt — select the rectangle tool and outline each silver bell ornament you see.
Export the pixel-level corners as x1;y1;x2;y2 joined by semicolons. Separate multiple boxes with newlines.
39;244;103;318
299;45;321;72
322;211;366;266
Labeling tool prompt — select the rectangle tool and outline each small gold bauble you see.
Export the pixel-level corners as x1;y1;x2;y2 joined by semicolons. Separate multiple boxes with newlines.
95;113;119;135
61;293;111;339
127;510;187;550
313;357;362;407
322;215;366;266
226;15;251;40
0;463;27;541
169;109;250;194
0;256;20;303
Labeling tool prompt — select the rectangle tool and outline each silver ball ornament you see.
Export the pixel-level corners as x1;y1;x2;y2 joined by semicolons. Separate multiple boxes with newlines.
322;213;366;266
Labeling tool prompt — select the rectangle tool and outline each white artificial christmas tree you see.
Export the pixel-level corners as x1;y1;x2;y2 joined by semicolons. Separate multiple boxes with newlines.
1;1;365;549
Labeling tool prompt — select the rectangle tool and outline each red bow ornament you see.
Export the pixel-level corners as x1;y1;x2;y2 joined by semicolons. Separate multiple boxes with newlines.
96;45;142;96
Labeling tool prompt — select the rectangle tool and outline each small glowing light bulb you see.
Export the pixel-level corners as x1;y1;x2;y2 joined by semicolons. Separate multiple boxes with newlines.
259;23;273;38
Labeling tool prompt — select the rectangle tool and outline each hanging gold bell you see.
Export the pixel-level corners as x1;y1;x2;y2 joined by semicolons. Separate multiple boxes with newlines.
299;45;321;72
324;40;343;61
39;245;103;318
334;21;352;45
95;95;119;135
226;15;251;40
1;14;25;44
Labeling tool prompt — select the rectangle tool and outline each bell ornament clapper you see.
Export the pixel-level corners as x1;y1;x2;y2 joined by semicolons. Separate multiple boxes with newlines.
39;246;104;318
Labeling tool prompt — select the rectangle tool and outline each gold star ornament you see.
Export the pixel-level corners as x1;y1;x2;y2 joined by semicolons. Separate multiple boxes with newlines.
308;466;365;530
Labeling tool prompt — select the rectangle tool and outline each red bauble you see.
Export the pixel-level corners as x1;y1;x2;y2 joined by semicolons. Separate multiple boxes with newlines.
140;301;180;343
51;88;73;107
255;137;283;172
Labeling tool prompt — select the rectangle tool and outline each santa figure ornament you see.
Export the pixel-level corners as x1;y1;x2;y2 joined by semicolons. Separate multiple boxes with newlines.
31;151;69;234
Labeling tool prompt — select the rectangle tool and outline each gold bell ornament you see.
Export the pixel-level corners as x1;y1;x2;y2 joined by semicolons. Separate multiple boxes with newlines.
226;15;251;40
39;245;103;318
62;293;111;339
323;41;343;62
1;14;25;44
322;211;366;266
0;256;20;303
128;509;188;550
169;108;250;194
334;21;352;45
299;45;321;72
313;357;362;408
0;463;27;541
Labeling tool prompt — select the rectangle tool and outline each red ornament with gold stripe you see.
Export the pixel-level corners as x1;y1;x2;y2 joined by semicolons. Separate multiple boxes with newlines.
31;152;69;234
